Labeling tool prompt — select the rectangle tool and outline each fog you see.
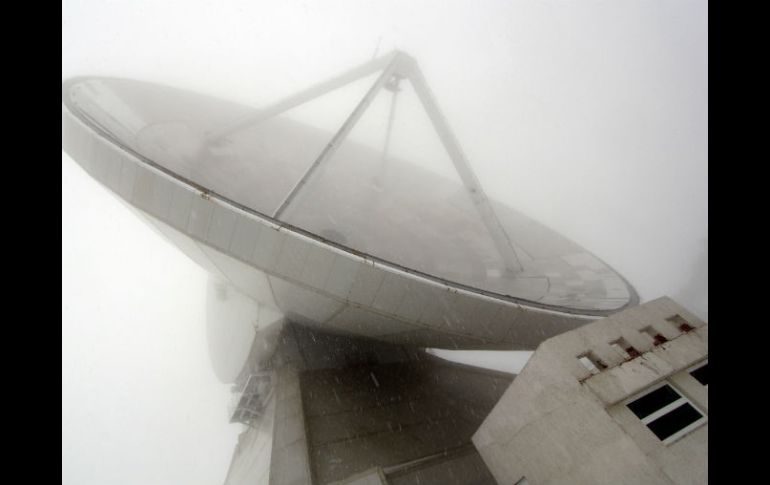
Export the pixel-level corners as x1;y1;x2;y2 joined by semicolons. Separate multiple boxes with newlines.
62;1;707;484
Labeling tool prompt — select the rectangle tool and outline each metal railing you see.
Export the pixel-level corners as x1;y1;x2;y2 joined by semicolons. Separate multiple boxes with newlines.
228;371;274;425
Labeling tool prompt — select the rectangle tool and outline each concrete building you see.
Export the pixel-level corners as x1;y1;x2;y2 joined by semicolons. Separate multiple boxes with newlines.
473;297;708;485
220;292;708;485
222;318;511;485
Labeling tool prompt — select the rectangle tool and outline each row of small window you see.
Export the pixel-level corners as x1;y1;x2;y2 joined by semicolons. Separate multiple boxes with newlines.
578;314;697;375
626;361;708;444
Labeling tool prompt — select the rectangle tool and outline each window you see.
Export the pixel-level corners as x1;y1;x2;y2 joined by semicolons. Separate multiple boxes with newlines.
626;383;706;444
666;314;695;333
689;362;708;386
641;326;668;346
610;337;640;359
578;352;607;375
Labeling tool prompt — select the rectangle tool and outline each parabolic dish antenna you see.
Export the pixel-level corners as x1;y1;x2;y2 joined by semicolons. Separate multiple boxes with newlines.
62;51;637;350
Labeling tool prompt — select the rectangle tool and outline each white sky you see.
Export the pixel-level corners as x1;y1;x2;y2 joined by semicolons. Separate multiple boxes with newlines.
62;156;238;485
62;1;707;484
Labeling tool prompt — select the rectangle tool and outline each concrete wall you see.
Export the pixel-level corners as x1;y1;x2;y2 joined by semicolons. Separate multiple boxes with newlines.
269;365;314;485
473;297;707;485
301;357;509;484
222;393;276;485
223;323;511;485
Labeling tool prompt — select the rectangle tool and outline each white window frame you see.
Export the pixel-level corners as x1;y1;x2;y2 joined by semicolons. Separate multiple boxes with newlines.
624;381;707;445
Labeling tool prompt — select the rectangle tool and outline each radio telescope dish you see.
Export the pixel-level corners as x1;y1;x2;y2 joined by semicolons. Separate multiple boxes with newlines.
62;51;637;350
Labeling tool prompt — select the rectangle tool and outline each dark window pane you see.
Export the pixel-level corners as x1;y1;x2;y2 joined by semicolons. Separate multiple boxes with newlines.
627;385;680;419
625;346;640;358
652;334;668;346
690;364;708;386
646;403;703;441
